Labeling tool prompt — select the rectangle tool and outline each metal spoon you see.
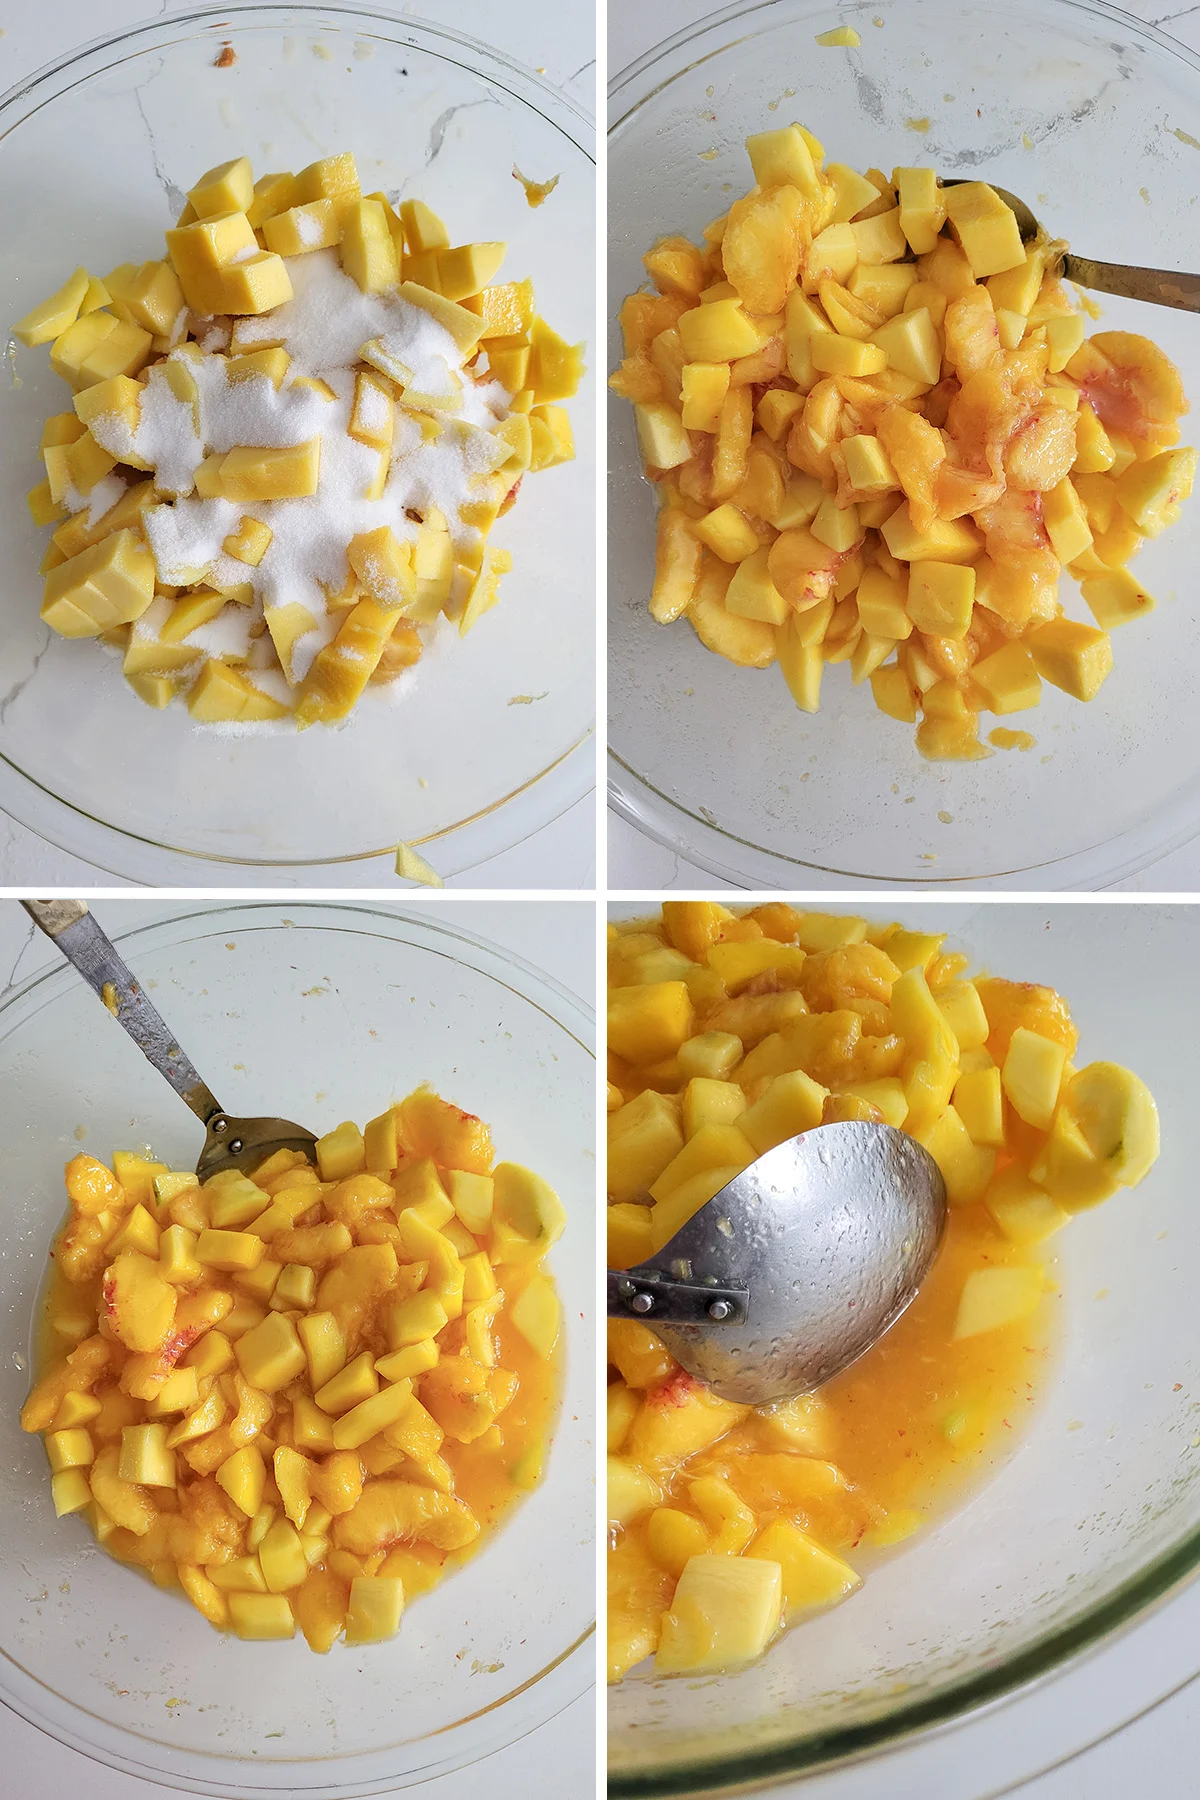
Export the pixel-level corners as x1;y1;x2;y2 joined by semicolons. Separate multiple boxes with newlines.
606;1122;946;1405
22;900;317;1182
942;178;1200;311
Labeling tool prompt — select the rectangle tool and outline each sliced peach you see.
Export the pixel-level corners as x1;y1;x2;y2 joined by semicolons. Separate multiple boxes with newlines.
397;1088;494;1174
102;1252;177;1353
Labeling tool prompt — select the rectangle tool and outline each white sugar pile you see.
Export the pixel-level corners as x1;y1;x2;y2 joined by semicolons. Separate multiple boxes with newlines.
67;246;521;732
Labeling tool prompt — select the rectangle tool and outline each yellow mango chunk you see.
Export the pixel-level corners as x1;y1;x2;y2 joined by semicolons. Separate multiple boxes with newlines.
748;1518;861;1614
216;439;320;503
14;265;90;347
196;1228;266;1273
228;1593;295;1639
262;199;341;256
42;530;156;638
188;157;254;219
509;1274;561;1360
656;1554;782;1673
1002;1027;1067;1130
187;659;291;722
294;600;398;729
609;983;694;1065
953;1266;1045;1339
344;1576;404;1644
943;182;1025;277
235;1312;306;1393
222;516;273;566
118;1422;176;1487
216;1444;267;1517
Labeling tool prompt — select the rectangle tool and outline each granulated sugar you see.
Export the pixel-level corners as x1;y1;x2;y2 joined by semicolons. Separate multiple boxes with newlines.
87;242;523;730
58;471;128;527
145;495;239;585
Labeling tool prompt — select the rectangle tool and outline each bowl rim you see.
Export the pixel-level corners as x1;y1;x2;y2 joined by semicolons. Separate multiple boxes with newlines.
0;2;595;884
0;898;596;1798
606;0;1200;895
605;863;1200;1770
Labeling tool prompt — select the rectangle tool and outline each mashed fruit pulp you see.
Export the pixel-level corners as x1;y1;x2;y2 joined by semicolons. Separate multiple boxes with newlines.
613;125;1194;759
24;1087;564;1650
606;903;1159;1679
17;151;584;728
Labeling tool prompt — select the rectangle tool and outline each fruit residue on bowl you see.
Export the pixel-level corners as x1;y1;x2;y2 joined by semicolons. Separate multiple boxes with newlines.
606;903;1159;1679
612;123;1194;759
23;1087;565;1649
16;151;584;730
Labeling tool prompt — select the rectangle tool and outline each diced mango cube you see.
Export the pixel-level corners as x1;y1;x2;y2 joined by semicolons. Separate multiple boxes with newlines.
953;1266;1044;1339
1027;618;1113;701
1002;1028;1067;1129
609;983;694;1065
119;1422;176;1487
228;1592;295;1639
343;1575;404;1644
188;156;254;219
656;1554;782;1673
739;1070;827;1154
258;1517;308;1592
943;183;1025;277
315;1350;379;1416
972;641;1041;714
216;1444;267;1518
51;1468;92;1516
234;1312;306;1393
14;265;91;347
906;560;974;638
510;1274;561;1360
314;1121;366;1182
47;1427;94;1472
196;1228;265;1273
217;439;320;502
42;529;156;638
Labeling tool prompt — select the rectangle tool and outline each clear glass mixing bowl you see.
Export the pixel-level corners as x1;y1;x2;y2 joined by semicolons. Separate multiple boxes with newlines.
0;5;595;884
608;0;1200;889
0;902;595;1796
607;898;1200;1790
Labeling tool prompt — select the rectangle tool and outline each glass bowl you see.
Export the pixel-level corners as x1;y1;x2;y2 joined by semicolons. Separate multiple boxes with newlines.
608;0;1200;890
0;901;595;1797
0;5;595;884
607;899;1200;1791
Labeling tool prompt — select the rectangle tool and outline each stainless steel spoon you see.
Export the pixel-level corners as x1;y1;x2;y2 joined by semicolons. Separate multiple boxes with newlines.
22;900;317;1182
943;178;1200;311
606;1122;946;1405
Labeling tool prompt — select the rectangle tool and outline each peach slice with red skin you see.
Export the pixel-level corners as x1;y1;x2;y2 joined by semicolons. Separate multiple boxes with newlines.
102;1252;177;1354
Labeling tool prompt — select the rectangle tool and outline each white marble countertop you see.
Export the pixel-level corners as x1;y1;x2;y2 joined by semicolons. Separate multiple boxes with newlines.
608;0;1200;896
0;0;597;892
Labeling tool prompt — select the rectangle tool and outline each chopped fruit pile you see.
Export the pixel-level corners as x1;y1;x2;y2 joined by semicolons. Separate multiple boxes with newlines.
606;902;1159;1679
17;152;583;729
613;125;1194;759
24;1087;565;1649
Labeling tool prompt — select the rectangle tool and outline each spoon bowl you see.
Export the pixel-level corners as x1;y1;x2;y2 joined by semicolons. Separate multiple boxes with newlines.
609;1122;947;1405
21;899;317;1180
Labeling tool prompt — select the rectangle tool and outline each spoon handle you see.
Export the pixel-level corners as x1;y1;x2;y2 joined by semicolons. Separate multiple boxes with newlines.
21;900;224;1126
1062;252;1200;312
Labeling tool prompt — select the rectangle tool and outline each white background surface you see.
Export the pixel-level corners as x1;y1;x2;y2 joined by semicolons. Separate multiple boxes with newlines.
608;0;1200;897
0;0;597;892
0;890;595;1799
